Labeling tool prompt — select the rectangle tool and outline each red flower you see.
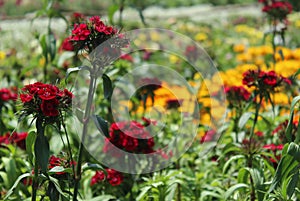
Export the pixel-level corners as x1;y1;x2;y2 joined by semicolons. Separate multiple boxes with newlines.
225;85;251;102
91;170;105;186
200;129;216;143
90;168;123;186
0;88;17;102
41;99;59;117
106;169;123;186
71;24;91;41
120;54;134;62
59;37;74;52
261;71;277;86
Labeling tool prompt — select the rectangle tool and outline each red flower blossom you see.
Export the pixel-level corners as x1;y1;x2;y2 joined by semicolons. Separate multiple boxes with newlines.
120;54;134;62
0;88;17;102
225;85;251;103
41;99;59;117
0;132;28;150
70;24;91;41
91;168;123;186
103;120;155;154
20;82;73;119
59;37;74;52
200;129;216;143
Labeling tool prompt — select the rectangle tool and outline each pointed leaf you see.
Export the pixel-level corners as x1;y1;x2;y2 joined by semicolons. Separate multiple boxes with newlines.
65;65;91;83
34;133;50;173
224;183;248;199
238;112;253;129
4;173;31;200
93;115;109;138
26;131;36;165
102;74;113;99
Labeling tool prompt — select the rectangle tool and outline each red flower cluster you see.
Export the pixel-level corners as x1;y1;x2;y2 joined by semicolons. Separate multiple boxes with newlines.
59;37;74;52
0;87;17;102
48;155;75;175
103;119;155;155
19;82;73;118
259;0;293;20
200;129;216;143
242;70;291;91
91;168;123;186
263;143;283;166
0;132;28;150
69;15;119;53
224;85;251;107
272;120;298;143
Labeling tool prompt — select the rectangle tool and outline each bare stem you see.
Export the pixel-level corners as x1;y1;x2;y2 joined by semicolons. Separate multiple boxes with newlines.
73;73;98;201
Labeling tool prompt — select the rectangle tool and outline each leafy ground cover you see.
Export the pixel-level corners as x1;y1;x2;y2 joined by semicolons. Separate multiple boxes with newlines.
0;0;300;200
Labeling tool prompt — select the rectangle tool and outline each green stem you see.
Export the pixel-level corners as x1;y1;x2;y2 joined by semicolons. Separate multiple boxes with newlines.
62;121;76;178
73;73;98;201
32;118;43;201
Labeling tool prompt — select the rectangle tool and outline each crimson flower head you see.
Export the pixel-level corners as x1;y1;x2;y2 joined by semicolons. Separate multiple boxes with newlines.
224;85;251;108
48;155;75;176
69;15;128;55
0;132;28;150
103;120;155;155
19;82;73;122
59;37;74;52
0;87;17;102
242;70;291;92
259;0;293;20
91;168;123;186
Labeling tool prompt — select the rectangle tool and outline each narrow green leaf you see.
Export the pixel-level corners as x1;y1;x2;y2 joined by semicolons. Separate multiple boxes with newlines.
238;112;253;129
4;173;31;200
48;176;67;198
102;73;113;99
223;155;245;173
65;65;91;84
34;133;50;173
26;131;36;165
137;186;152;201
92;115;109;138
88;195;116;201
286;96;300;142
82;163;105;172
47;32;56;62
224;183;248;199
108;4;119;24
2;157;17;187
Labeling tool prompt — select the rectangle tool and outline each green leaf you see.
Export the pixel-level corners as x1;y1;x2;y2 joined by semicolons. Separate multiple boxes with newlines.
269;143;300;194
26;131;36;165
4;173;31;200
47;181;59;201
92;115;109;138
65;65;91;84
40;34;48;62
48;176;67;198
238;112;253;129
47;31;56;62
102;73;113;100
137;186;152;201
2;157;18;187
223;155;245;173
108;4;119;24
224;183;248;199
88;195;116;201
34;133;50;173
48;166;72;175
82;163;105;172
286;96;300;142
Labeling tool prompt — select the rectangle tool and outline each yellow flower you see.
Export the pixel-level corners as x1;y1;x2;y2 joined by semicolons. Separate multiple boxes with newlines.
169;55;180;64
194;32;208;41
233;44;246;53
272;93;290;105
295;20;300;28
150;31;160;42
0;51;6;60
39;57;46;66
292;48;300;60
236;53;252;63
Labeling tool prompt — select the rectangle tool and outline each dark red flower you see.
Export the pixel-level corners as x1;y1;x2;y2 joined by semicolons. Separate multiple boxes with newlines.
0;88;17;102
106;169;123;186
200;129;216;143
91;168;123;186
120;54;133;62
59;37;74;52
41;99;59;117
70;24;91;41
